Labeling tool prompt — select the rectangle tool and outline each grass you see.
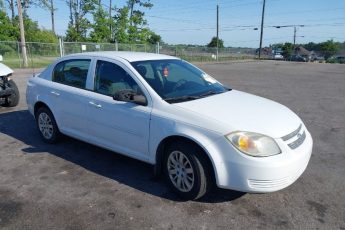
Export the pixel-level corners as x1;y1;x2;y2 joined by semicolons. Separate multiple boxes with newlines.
3;56;58;69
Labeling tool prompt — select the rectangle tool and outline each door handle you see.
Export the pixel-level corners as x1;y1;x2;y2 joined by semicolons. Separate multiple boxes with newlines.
50;91;60;96
89;101;102;108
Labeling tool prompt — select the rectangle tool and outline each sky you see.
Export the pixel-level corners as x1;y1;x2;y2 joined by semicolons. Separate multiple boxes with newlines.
22;0;345;48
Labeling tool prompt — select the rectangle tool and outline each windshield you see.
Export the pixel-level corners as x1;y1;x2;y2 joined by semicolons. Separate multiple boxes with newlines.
131;59;230;103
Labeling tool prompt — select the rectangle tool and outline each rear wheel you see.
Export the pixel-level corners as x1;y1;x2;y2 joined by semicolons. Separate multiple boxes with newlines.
164;141;213;200
3;79;19;107
36;107;61;143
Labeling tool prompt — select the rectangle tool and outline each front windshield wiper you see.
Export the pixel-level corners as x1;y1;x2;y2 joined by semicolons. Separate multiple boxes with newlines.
164;95;201;103
200;88;232;98
200;90;219;97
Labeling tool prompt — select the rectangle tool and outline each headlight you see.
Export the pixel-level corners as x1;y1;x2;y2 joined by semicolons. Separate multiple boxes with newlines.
225;131;281;157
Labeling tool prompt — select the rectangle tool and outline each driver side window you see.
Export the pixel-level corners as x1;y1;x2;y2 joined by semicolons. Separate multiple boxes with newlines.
94;60;139;96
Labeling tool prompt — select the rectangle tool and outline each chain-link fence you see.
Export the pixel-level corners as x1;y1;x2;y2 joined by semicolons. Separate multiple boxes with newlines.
0;41;256;68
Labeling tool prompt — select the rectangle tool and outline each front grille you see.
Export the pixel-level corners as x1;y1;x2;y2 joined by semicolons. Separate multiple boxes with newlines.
288;131;306;149
281;124;306;150
281;124;302;141
248;177;291;189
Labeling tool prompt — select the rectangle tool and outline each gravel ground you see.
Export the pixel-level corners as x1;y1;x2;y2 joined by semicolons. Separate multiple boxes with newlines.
0;60;344;229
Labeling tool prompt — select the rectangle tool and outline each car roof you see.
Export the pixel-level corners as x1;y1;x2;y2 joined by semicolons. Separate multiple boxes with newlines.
65;51;179;62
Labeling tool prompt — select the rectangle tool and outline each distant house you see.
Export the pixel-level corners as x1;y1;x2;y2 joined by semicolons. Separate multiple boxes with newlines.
255;47;272;56
295;46;312;61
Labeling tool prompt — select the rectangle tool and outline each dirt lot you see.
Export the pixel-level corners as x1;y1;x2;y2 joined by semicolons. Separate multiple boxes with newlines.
1;61;344;229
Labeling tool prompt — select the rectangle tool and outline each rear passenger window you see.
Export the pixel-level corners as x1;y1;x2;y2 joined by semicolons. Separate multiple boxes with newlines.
52;59;91;89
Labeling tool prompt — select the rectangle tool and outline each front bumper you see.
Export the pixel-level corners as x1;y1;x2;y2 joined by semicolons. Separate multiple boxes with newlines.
211;128;313;193
0;87;15;97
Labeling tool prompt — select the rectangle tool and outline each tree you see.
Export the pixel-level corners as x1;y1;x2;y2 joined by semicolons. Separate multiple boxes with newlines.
128;9;147;43
5;0;15;22
147;32;161;44
0;11;19;55
37;0;57;34
320;40;338;59
0;11;18;41
207;37;224;48
90;4;111;42
65;0;96;42
127;0;153;43
113;6;130;43
281;42;293;58
21;16;57;42
113;2;159;44
127;0;152;22
0;11;57;43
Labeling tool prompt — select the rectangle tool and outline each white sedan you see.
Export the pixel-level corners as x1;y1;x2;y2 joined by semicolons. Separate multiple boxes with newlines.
26;52;313;200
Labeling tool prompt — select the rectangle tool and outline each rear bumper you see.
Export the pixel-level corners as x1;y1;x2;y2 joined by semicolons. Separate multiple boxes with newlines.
212;130;313;193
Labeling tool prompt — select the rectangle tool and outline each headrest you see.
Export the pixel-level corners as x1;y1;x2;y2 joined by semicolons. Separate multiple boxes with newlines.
136;65;147;77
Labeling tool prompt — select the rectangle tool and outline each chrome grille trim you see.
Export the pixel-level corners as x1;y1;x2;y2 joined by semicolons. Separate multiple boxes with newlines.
288;131;306;149
281;124;302;141
248;177;290;189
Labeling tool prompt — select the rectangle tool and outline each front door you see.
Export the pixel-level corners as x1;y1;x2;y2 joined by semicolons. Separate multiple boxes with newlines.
86;59;151;161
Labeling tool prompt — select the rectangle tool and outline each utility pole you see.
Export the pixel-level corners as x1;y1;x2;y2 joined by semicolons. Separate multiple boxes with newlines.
109;0;112;41
10;0;15;23
51;0;55;34
293;26;296;54
216;4;219;61
17;0;28;67
258;0;266;59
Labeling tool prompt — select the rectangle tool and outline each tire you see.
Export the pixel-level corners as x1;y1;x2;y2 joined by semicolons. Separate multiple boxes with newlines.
3;79;19;107
163;141;213;200
35;107;61;143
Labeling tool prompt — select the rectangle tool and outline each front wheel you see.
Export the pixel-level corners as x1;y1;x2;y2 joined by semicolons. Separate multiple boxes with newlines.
164;142;213;200
3;79;19;107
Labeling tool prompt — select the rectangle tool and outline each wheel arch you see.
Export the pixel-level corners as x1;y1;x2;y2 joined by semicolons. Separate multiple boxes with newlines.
34;101;50;117
154;135;217;184
34;101;59;130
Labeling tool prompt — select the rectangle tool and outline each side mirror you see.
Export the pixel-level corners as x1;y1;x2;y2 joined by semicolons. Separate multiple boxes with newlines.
113;89;147;106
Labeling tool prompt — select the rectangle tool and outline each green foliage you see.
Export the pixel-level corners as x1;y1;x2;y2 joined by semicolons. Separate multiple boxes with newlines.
113;2;159;44
90;5;112;42
1;0;162;45
0;11;18;41
303;42;320;52
147;32;161;44
281;42;293;58
207;37;224;48
128;9;147;43
127;0;153;19
22;16;57;42
0;12;57;55
65;0;97;42
273;41;344;60
114;7;130;43
320;40;338;59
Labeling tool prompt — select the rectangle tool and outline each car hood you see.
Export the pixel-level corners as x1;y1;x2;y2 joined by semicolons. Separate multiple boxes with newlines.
0;63;13;76
174;90;301;138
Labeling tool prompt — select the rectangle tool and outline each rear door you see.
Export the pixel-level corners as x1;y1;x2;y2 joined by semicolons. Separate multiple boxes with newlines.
50;58;92;140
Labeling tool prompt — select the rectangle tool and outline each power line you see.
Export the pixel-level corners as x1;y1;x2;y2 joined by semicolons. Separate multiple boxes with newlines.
146;15;211;26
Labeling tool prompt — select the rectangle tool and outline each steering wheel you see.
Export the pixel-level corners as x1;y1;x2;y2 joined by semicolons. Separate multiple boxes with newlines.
173;79;188;91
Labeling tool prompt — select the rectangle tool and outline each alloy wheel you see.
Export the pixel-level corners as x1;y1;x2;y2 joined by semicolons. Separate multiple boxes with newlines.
167;150;195;192
38;112;54;139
